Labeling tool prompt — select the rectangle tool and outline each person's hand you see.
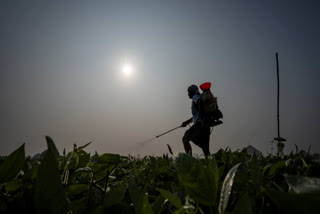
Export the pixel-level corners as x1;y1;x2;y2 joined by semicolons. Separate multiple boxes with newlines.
181;121;188;127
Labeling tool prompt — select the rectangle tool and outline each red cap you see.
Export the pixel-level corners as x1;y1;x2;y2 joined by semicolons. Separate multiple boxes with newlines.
200;82;211;91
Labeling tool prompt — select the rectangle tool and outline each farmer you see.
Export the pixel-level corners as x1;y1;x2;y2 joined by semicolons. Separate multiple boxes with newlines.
181;84;211;156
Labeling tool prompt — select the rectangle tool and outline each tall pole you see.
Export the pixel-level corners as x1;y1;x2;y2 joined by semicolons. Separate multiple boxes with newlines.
276;53;280;138
274;52;286;157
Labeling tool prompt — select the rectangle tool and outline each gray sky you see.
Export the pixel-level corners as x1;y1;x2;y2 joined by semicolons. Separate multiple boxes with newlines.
1;0;319;156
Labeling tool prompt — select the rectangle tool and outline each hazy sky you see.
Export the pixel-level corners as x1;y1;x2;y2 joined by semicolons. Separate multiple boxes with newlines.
1;0;319;157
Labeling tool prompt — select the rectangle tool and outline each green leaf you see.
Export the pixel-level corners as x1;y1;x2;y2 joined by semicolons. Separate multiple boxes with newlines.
45;136;59;161
262;164;273;176
78;142;92;150
174;153;219;206
283;174;320;193
128;180;154;214
0;144;25;183
75;153;80;169
285;158;292;167
4;179;21;192
266;189;320;214
70;167;93;183
76;150;90;169
78;142;92;151
68;198;87;214
268;161;286;177
232;193;253;214
300;155;308;168
206;157;220;187
0;200;7;213
66;184;89;198
156;188;182;208
103;183;127;208
65;150;90;170
75;166;93;173
167;144;173;155
98;153;120;165
23;163;39;182
152;195;165;214
295;144;299;154
93;164;116;180
218;163;241;214
34;147;66;214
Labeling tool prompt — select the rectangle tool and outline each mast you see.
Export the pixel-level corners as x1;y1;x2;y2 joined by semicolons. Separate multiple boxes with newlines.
276;53;280;138
274;52;286;156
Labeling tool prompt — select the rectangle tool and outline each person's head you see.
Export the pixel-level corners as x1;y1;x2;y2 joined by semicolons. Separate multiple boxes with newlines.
187;84;199;99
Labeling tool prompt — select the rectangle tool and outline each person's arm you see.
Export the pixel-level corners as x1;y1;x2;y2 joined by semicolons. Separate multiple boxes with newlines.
181;117;193;127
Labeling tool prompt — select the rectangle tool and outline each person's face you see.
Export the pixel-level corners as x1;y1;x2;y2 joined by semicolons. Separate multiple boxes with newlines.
188;91;193;99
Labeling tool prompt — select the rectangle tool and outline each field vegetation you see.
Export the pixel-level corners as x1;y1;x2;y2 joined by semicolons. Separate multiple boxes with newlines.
1;136;320;214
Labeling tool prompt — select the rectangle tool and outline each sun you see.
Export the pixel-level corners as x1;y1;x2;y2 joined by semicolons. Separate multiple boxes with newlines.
122;63;133;77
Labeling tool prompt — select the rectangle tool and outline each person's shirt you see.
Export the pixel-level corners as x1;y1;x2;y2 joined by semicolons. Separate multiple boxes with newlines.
191;94;201;124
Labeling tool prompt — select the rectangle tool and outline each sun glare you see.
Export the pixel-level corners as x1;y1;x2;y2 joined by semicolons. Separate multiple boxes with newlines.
122;64;133;77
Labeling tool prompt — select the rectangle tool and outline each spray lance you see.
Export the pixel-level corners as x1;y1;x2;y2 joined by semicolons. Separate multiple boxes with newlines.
133;124;188;149
156;125;183;138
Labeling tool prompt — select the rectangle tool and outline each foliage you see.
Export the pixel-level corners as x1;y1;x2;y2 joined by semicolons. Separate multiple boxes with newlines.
1;137;320;214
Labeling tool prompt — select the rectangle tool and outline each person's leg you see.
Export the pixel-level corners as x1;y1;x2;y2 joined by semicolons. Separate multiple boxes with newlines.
202;142;210;156
182;134;192;155
182;125;198;155
197;126;211;157
190;123;206;154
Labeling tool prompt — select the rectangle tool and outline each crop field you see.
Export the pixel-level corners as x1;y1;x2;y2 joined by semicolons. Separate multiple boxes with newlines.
1;136;320;214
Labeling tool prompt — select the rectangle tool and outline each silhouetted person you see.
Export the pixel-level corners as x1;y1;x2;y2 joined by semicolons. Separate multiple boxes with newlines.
181;85;211;156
